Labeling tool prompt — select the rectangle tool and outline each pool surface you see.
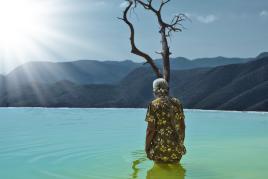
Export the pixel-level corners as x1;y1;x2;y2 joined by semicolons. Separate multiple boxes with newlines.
0;108;267;178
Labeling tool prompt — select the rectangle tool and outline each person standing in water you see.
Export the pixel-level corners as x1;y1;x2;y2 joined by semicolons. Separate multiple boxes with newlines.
145;78;186;163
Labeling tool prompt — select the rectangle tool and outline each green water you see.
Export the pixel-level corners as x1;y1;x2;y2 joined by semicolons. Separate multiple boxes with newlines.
0;108;267;179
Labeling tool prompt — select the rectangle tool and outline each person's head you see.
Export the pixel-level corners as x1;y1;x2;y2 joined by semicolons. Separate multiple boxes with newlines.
153;78;169;98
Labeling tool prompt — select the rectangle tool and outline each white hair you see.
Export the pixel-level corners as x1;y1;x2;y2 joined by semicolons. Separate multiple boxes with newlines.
153;78;169;96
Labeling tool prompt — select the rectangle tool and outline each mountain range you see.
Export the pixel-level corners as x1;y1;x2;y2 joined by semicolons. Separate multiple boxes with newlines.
4;60;141;85
0;52;267;111
2;53;258;86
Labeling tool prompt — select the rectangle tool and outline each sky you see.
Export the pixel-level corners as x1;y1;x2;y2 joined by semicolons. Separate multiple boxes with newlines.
0;0;267;74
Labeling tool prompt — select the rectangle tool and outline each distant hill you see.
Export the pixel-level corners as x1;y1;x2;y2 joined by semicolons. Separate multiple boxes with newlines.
5;60;142;85
257;52;268;59
0;75;4;83
0;80;120;107
155;56;253;70
170;57;268;111
0;75;4;96
0;56;267;111
3;53;264;85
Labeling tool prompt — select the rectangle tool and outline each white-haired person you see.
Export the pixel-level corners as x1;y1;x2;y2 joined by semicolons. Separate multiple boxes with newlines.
145;78;186;163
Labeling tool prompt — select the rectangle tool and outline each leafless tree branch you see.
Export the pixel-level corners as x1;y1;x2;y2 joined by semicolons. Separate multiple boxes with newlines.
118;0;162;78
119;0;187;84
159;0;171;12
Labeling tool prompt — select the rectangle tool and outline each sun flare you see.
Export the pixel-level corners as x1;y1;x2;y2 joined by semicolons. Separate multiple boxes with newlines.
0;0;75;74
0;0;45;49
0;0;97;74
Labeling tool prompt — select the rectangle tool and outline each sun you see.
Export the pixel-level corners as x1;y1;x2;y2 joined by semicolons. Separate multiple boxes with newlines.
0;0;66;74
0;0;90;74
0;0;45;49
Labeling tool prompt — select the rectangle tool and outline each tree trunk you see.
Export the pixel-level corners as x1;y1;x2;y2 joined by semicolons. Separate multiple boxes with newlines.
160;27;170;94
120;0;186;89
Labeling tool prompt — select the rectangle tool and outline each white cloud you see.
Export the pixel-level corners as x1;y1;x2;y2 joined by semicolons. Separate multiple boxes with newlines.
184;13;218;24
196;14;218;24
94;1;107;7
119;1;129;8
260;10;268;17
184;12;192;18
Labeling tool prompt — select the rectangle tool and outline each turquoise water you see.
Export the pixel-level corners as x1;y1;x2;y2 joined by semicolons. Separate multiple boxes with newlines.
0;108;267;179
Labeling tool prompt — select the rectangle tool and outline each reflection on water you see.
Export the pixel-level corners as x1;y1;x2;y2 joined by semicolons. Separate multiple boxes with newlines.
130;150;185;179
146;163;185;179
129;150;147;179
131;158;147;178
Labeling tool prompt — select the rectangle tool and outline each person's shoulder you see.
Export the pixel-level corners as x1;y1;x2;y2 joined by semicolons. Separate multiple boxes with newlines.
170;96;184;114
152;98;161;105
170;96;182;105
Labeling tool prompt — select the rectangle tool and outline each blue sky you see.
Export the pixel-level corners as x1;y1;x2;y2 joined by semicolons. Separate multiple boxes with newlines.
0;0;267;74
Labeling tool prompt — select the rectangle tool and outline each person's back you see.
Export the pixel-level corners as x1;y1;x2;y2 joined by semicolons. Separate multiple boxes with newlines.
145;78;186;163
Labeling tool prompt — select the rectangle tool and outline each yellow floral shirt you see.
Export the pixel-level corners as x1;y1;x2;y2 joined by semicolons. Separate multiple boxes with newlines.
145;96;186;162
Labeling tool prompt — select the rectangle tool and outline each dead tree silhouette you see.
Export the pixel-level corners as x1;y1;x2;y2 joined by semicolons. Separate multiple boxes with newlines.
119;0;188;92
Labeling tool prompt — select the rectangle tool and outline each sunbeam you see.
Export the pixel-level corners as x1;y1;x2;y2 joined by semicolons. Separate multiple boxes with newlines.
0;0;92;75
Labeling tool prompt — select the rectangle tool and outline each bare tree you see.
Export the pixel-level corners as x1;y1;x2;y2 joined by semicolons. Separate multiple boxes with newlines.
119;0;187;87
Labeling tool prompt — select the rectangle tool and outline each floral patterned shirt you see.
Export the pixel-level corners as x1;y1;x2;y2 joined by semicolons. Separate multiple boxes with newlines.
145;96;186;162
